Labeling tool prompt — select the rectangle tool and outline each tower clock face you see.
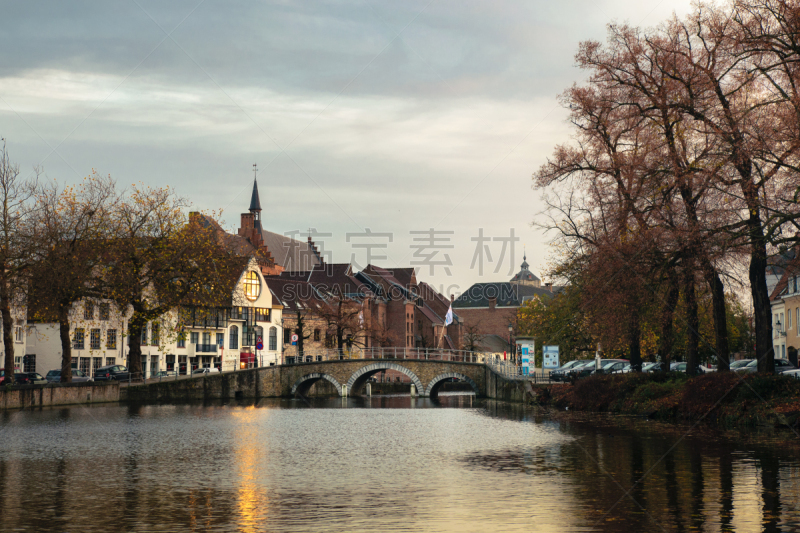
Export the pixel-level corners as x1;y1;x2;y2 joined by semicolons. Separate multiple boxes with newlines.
244;271;261;301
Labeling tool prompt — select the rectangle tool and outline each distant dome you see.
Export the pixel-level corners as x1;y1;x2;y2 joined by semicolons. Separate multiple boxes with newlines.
510;254;540;287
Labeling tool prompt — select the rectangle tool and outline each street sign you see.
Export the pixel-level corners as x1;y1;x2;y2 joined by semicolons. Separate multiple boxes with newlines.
291;333;298;346
257;336;263;344
543;345;560;369
256;341;263;350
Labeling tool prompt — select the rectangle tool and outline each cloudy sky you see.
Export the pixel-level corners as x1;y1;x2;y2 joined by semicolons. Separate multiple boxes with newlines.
1;0;693;295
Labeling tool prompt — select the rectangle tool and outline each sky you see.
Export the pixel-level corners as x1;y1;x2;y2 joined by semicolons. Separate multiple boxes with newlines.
1;0;694;296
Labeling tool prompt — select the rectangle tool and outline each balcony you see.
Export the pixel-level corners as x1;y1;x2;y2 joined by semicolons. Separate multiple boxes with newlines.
195;344;218;353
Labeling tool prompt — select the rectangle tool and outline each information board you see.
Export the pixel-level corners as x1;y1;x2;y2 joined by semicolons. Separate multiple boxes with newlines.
517;340;534;376
543;345;560;369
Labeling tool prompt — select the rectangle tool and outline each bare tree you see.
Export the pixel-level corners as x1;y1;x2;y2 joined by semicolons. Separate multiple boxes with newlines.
0;141;36;381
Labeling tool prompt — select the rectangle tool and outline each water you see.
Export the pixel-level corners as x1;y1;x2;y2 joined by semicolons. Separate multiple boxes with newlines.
0;394;798;532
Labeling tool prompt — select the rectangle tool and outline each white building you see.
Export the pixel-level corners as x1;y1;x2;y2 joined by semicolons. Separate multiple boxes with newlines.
27;258;284;378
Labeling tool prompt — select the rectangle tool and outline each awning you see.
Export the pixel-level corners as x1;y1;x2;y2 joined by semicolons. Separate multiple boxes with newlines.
240;352;256;363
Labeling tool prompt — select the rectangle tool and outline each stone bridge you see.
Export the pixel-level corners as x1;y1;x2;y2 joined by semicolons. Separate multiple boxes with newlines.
122;359;526;403
286;359;484;398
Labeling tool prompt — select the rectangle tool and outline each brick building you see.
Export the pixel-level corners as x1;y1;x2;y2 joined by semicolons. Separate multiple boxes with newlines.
453;255;560;353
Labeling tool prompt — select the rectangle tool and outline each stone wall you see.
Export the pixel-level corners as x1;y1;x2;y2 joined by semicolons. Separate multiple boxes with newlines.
0;382;120;410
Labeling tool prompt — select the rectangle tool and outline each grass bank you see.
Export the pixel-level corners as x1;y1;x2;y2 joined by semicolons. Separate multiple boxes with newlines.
536;372;800;429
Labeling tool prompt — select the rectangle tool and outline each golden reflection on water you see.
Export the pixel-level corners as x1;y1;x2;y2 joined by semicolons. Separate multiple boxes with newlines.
233;406;270;532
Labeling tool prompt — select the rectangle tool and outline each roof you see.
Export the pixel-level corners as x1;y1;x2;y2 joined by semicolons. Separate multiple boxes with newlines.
258;230;322;273
770;246;800;301
273;263;373;301
453;281;561;308
249;178;262;211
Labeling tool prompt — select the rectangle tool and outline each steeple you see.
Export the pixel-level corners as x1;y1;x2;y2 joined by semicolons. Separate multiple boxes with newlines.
249;163;262;213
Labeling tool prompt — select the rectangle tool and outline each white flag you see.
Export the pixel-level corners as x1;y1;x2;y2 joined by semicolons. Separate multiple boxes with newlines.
444;305;453;326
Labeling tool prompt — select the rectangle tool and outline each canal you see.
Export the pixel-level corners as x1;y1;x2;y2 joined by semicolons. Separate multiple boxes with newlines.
0;393;798;532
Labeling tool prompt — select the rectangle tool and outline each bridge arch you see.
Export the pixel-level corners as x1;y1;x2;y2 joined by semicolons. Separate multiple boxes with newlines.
424;372;480;398
345;362;424;396
291;373;343;397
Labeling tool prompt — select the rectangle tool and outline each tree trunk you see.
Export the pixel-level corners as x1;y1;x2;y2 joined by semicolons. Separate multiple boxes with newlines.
58;303;72;383
684;269;700;377
703;262;730;372
742;183;774;373
1;289;15;382
127;318;144;381
749;234;774;373
628;310;642;371
295;312;304;357
658;277;680;371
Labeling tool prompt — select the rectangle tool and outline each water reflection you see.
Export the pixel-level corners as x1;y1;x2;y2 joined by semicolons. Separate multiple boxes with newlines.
0;397;798;532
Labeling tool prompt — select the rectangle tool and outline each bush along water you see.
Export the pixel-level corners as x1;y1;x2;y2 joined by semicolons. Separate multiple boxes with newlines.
539;372;800;429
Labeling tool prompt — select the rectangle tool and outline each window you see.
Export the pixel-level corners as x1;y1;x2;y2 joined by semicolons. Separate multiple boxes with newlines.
314;329;320;341
92;357;102;376
73;329;85;350
190;332;199;345
79;357;90;375
90;329;101;349
151;324;160;346
790;310;794;330
84;301;94;320
284;328;291;344
141;326;148;346
269;327;277;350
216;333;224;347
99;303;110;321
243;271;261;301
107;329;117;349
23;354;35;372
105;357;116;366
14;326;23;343
202;332;211;346
229;326;239;349
255;308;270;322
177;330;186;348
166;354;175;371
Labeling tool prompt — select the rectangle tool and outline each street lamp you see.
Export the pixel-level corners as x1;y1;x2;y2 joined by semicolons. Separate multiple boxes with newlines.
508;324;514;363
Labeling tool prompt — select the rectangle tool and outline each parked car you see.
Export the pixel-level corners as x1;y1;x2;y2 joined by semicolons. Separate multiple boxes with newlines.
669;362;712;374
0;368;7;385
93;365;130;381
589;360;628;376
152;370;178;379
191;367;220;375
782;368;800;380
574;359;628;379
15;372;48;385
550;360;591;382
729;359;754;370
735;358;796;374
45;369;92;383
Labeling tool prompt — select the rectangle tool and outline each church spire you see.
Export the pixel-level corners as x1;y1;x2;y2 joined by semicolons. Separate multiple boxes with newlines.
249;163;262;213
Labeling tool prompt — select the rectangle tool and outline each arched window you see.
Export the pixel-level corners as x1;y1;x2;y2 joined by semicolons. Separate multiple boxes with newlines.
269;326;277;351
229;325;239;350
243;271;261;301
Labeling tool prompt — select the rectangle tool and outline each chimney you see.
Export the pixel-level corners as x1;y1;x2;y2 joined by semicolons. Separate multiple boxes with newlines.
545;282;552;293
488;296;496;310
450;294;455;303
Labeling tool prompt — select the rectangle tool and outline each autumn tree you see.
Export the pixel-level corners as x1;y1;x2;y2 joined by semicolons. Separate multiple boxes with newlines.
103;187;239;379
27;174;117;382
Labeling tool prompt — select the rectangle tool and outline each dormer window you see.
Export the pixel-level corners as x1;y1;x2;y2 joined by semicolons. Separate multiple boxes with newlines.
244;271;261;301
